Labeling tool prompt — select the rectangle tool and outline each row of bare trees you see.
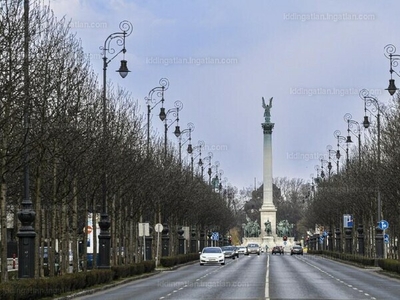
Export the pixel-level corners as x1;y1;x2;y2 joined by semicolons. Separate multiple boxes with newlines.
0;1;236;281
305;94;400;258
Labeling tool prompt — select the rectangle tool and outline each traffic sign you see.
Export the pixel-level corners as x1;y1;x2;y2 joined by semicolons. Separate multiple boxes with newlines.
378;220;389;230
343;214;353;228
384;234;389;244
83;225;93;234
155;223;163;233
212;232;219;241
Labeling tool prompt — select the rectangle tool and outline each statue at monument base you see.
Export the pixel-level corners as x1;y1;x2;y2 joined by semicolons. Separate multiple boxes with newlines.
264;219;272;236
243;216;261;237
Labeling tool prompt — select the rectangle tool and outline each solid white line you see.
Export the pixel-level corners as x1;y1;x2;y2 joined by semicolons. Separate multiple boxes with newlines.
265;254;270;300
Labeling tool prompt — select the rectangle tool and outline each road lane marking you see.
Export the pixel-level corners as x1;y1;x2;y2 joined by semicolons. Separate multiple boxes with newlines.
265;254;270;300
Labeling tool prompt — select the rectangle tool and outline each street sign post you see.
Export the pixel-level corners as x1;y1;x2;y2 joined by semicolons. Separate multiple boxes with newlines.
154;223;163;268
139;223;149;261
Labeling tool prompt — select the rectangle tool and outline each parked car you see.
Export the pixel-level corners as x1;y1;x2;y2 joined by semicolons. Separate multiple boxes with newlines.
291;245;304;255
199;247;225;265
221;246;237;259
272;246;284;255
246;243;261;255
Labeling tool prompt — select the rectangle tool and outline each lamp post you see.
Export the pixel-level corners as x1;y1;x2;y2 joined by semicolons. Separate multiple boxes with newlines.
334;130;349;170
163;100;183;159
313;165;322;186
384;44;400;96
190;140;205;175
359;88;383;258
327;145;339;175
203;152;213;183
178;123;195;164
320;157;331;180
344;113;361;165
98;20;133;269
211;161;220;189
17;0;36;278
144;78;169;155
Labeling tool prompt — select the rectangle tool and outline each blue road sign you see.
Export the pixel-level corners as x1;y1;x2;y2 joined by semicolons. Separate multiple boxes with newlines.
384;234;389;244
378;220;389;230
323;231;328;237
211;232;219;241
319;237;324;244
343;214;353;228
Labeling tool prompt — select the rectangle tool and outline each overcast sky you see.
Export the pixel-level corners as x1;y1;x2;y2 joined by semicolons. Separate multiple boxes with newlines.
49;0;399;191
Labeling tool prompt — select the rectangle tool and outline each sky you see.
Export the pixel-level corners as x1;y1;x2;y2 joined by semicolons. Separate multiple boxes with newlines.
48;0;400;191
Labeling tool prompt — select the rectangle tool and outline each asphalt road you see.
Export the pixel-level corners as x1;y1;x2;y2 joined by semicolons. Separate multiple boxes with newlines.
269;253;400;299
71;252;400;300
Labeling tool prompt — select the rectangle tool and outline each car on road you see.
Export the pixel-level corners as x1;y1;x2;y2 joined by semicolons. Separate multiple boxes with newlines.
290;245;303;255
245;243;261;255
237;246;248;255
271;246;284;255
221;246;238;259
199;247;225;265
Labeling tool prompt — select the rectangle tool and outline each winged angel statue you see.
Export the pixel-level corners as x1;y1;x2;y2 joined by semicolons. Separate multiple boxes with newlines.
262;97;273;123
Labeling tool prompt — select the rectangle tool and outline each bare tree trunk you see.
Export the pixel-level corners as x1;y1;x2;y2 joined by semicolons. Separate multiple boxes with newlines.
72;177;78;272
61;191;68;274
82;200;88;271
34;167;42;278
111;193;116;266
50;156;57;275
1;182;8;282
93;197;97;269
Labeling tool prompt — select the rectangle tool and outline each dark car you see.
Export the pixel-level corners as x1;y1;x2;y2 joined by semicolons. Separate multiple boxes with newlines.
246;243;261;255
271;246;284;255
291;245;303;255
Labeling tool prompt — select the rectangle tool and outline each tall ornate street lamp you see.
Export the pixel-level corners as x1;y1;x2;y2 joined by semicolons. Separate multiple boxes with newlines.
313;165;322;185
17;0;36;278
327;145;339;175
334;130;349;170
190;140;205;175
211;161;220;189
163;100;183;158
384;44;400;95
144;78;169;155
320;157;331;179
203;152;213;182
359;88;384;258
178;122;195;164
344;113;361;164
98;20;133;269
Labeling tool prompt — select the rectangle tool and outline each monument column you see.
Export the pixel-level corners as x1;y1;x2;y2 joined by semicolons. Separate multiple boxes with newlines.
259;97;277;247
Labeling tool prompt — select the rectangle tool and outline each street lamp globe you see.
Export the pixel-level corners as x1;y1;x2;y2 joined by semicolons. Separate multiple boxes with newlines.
159;107;166;121
117;59;130;78
363;116;370;129
336;150;341;160
174;125;181;137
386;79;397;96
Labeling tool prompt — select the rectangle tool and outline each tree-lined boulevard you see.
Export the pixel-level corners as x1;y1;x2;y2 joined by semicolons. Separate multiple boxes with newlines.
2;1;400;299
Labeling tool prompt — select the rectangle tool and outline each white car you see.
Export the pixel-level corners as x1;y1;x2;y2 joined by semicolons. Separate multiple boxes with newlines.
237;246;248;255
199;247;225;265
